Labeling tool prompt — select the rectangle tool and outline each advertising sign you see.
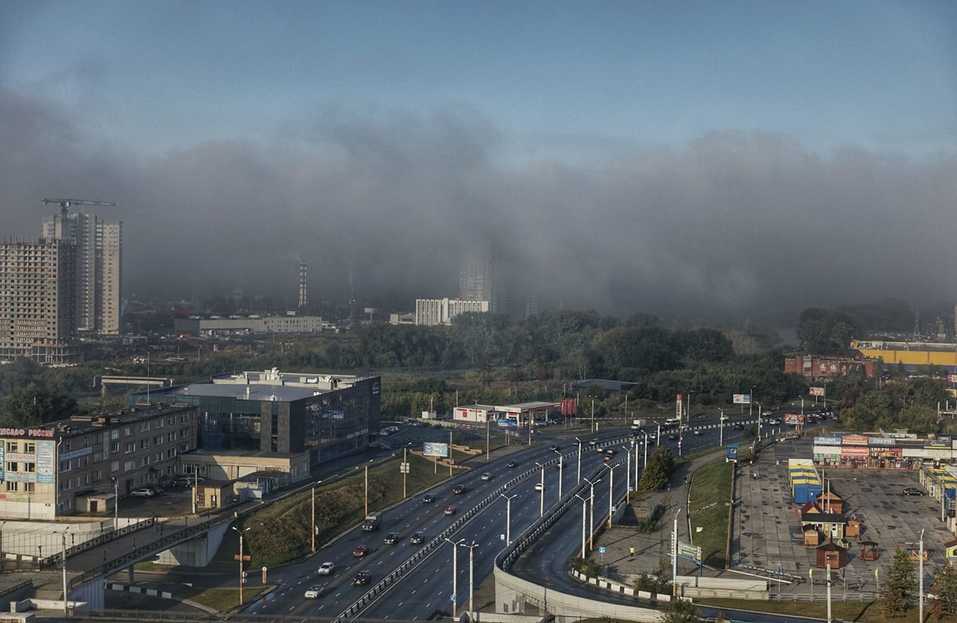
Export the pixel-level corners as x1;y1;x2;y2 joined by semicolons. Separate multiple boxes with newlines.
842;434;869;446
841;446;869;457
868;437;896;447
809;387;826;397
784;413;805;425
423;442;449;458
676;394;683;420
732;394;752;405
0;443;4;481
815;436;842;446
36;440;55;484
677;541;702;562
725;444;738;462
949;374;957;384
560;399;577;417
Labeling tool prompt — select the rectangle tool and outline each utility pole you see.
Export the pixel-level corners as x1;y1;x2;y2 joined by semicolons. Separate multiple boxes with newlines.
485;419;490;463
311;485;316;553
643;431;649;469
719;409;725;447
553;449;564;499
536;462;545;517
591;399;595;433
449;431;454;476
672;509;681;597
500;494;517;544
607;464;620;528
584;477;599;550
575;437;582;483
61;528;69;617
403;447;408;499
446;538;465;619
920;529;925;623
460;541;479;619
826;562;832;623
364;465;369;517
626;445;632;502
112;476;119;530
232;525;251;606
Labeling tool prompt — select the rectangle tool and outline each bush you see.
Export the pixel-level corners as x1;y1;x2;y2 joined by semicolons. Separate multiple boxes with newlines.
572;556;600;577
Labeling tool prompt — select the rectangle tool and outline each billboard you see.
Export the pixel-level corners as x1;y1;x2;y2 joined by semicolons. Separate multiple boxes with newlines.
809;387;826;397
732;394;752;405
814;436;842;446
725;444;738;462
783;413;805;425
423;442;449;458
676;394;683;420
842;434;869;446
868;437;896;447
560;399;577;417
677;541;702;562
36;440;55;483
949;374;957;384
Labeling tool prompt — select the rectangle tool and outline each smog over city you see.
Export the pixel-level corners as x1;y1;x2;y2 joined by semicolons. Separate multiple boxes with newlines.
1;2;956;324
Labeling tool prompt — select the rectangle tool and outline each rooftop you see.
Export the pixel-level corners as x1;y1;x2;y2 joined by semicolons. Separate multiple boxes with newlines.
171;383;326;402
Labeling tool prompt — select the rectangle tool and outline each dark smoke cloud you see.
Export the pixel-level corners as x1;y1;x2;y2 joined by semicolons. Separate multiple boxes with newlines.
1;87;955;323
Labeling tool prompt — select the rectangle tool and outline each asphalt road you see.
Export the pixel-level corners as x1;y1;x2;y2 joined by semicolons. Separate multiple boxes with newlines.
244;412;774;620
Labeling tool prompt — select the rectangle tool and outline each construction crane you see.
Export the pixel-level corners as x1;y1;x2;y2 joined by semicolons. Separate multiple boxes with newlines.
41;198;117;219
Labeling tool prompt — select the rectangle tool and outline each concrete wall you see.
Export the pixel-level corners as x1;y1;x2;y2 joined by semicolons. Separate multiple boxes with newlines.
0;518;147;558
155;520;231;567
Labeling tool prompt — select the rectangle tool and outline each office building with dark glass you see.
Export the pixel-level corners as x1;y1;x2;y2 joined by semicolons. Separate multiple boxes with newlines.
133;369;380;482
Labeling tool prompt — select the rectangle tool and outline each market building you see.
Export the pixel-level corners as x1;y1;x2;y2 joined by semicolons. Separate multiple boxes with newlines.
812;432;957;468
452;401;560;427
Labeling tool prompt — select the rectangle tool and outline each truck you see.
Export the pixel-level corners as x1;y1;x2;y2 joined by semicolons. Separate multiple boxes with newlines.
630;418;646;431
361;513;380;531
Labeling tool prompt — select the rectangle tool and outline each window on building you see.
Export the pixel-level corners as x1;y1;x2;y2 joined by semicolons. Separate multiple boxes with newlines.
111;461;119;473
110;441;119;453
111;429;119;440
5;442;17;453
124;426;131;437
5;482;17;492
24;482;34;493
125;442;134;454
139;439;148;449
24;442;35;453
6;462;17;472
24;462;35;472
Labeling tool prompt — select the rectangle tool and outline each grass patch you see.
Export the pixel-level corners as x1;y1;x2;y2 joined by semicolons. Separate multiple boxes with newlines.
688;459;732;567
239;453;450;568
184;585;271;612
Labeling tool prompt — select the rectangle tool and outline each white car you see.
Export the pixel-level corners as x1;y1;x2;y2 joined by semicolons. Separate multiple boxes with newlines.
304;586;321;599
317;561;335;576
534;483;543;491
130;487;156;497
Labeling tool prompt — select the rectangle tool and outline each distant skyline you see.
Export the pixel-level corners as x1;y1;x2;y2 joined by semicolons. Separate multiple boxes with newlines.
1;1;955;158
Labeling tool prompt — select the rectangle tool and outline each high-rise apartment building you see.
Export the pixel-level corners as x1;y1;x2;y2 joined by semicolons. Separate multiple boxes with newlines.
0;239;77;364
41;211;122;335
415;298;489;326
459;251;495;311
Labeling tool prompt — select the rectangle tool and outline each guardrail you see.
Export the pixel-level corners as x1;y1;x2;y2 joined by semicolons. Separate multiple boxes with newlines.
37;518;158;569
333;433;633;622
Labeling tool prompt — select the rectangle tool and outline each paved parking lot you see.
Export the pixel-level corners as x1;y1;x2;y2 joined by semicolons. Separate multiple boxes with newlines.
735;439;953;594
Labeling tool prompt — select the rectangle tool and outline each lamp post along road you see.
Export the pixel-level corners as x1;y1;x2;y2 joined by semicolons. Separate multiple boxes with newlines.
575;437;582;483
575;493;588;558
920;529;925;623
672;509;681;597
536;462;545;517
626;445;632;502
583;477;600;550
232;525;252;606
826;562;832;623
446;538;465;619
607;463;620;528
553;450;564;499
311;485;316;553
500;494;517;544
459;541;479;619
61;528;69;617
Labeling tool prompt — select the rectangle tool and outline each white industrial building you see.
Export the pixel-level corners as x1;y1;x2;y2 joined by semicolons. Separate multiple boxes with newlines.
415;298;489;327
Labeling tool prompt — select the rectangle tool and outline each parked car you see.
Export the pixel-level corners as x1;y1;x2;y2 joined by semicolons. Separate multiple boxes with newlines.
304;586;321;599
902;487;925;496
444;505;457;515
130;487;157;497
452;485;466;495
410;531;425;544
384;532;400;545
353;571;371;586
317;562;335;576
352;545;369;558
421;494;435;504
480;472;493;481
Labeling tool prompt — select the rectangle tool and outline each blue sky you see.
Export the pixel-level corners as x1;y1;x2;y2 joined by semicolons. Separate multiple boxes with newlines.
1;1;955;157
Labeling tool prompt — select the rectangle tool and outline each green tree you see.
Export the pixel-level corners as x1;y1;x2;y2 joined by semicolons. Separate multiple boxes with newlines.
659;598;700;623
638;448;675;492
881;549;916;617
932;563;957;620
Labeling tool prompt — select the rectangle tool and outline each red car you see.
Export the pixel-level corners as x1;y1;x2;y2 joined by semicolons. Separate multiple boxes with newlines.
444;505;457;516
352;544;369;558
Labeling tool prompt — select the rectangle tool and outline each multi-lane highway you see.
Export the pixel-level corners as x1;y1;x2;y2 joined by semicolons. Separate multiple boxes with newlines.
246;411;780;620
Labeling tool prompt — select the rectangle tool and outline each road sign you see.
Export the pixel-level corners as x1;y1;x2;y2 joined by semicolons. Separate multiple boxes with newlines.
677;541;702;562
597;546;607;554
234;555;251;561
733;393;752;405
399;462;410;474
424;442;449;458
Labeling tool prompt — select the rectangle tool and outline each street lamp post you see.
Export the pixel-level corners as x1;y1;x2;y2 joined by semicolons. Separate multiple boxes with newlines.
111;476;118;530
536;462;545;517
574;437;582;484
826;562;832;623
459;541;479;619
552;449;564;500
231;525;252;606
755;401;763;442
920;529;925;623
583;477;600;550
719;409;725;447
61;527;69;617
672;509;681;597
606;463;620;528
626;445;632;502
500;494;518;544
446;537;465;619
311;485;316;554
575;493;588;558
643;431;649;469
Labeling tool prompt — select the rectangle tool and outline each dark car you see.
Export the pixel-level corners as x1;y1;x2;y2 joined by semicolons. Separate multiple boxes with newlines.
410;531;425;544
444;505;457;515
452;485;466;495
549;445;560;452
421;494;435;504
384;532;400;545
353;571;371;586
902;487;925;496
352;545;369;558
506;461;517;469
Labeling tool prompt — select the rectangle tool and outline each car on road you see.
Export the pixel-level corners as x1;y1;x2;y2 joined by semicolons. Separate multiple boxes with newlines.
304;586;321;599
317;562;335;576
549;445;560;452
692;429;701;436
410;531;425;544
353;571;371;586
588;440;597;447
444;505;457;515
452;485;466;495
595;447;606;454
902;487;925;496
668;433;678;440
506;461;518;469
352;545;370;558
480;472;493;481
604;448;616;456
421;494;435;504
130;486;157;497
384;532;401;545
534;482;543;491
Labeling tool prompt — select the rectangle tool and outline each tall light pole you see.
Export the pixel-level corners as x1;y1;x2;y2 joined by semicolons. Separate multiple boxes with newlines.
719;410;725;447
583;477;600;550
232;525;252;606
446;537;465;619
574;437;582;483
919;528;925;623
755;401;763;442
459;541;479;618
672;509;681;597
535;462;545;517
364;464;369;517
60;527;69;617
634;437;640;493
826;562;832;623
606;463;620;528
311;484;316;553
625;445;632;502
575;493;588;558
111;476;119;530
552;449;564;499
500;493;518;544
643;431;649;469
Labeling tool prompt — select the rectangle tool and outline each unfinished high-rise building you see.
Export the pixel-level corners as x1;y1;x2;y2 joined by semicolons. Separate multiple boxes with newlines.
41;211;122;335
459;250;495;312
298;260;309;310
0;239;77;363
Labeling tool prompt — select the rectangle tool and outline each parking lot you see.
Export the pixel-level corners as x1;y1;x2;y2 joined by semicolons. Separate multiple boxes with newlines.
735;439;952;594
